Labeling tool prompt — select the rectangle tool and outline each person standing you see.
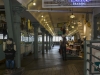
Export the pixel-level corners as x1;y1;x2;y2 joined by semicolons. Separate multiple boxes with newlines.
61;37;69;60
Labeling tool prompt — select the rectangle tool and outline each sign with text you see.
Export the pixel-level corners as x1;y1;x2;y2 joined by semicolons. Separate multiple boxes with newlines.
42;0;100;8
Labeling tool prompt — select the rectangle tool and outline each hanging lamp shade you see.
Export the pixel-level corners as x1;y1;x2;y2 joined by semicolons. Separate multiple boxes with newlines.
87;22;91;27
70;13;75;18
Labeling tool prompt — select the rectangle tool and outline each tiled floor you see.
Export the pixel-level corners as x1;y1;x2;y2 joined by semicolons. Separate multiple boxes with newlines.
0;45;84;75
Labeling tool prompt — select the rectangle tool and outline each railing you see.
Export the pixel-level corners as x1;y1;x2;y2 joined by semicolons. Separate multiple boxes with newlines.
84;40;100;75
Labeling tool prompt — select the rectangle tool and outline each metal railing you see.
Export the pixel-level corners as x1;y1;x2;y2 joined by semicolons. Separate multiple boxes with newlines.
84;40;100;75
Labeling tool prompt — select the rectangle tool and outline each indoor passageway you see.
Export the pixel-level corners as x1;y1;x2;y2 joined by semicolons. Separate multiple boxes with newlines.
21;46;84;75
1;0;100;75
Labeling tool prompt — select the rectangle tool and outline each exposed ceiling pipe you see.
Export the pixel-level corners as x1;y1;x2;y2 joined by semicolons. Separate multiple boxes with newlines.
26;10;92;13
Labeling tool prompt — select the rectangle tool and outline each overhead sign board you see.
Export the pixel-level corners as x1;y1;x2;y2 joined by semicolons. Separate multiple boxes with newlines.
42;0;100;8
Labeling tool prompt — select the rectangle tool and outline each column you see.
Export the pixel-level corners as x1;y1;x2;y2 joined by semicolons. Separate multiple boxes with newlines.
32;23;40;59
13;6;23;68
50;34;52;47
3;0;14;38
41;28;45;54
46;31;48;52
49;34;51;50
4;0;22;68
51;35;53;47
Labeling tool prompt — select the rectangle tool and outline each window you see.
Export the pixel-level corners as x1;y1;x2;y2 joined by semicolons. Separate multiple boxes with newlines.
29;36;34;42
0;34;3;39
53;36;62;42
38;35;42;42
0;34;7;39
4;35;7;39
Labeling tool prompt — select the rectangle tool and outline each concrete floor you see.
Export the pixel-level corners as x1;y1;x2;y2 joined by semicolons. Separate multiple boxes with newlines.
22;45;84;75
0;45;84;75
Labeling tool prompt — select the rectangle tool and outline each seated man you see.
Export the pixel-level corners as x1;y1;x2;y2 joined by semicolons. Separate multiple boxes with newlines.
3;38;16;74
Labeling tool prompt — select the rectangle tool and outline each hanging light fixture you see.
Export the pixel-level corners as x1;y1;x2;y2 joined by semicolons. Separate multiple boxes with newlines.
72;26;74;28
33;2;36;6
70;13;75;18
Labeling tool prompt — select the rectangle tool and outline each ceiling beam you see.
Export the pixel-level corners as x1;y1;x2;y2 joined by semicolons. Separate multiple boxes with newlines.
26;10;92;13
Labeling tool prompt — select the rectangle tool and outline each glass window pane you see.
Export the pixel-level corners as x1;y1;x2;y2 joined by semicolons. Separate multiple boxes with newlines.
53;36;56;42
59;36;62;41
4;35;7;39
0;34;3;39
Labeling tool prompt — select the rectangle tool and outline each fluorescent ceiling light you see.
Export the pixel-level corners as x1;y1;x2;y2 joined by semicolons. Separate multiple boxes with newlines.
44;19;45;21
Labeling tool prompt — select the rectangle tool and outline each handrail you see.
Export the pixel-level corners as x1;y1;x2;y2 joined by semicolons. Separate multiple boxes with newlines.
87;52;100;60
85;41;100;75
87;44;100;51
87;59;100;72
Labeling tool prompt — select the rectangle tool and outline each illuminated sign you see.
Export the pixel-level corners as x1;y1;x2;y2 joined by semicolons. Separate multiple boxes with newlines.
70;0;91;5
42;0;100;8
70;0;91;2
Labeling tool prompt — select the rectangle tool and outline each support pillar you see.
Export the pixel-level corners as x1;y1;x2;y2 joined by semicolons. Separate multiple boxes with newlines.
49;34;51;50
51;36;53;47
46;31;48;52
3;0;23;68
32;23;39;59
13;8;21;68
3;0;14;38
50;35;52;48
41;28;45;54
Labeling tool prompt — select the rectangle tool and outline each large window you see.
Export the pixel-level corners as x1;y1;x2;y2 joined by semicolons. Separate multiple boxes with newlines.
53;36;74;42
21;36;34;42
0;34;7;39
38;35;42;42
53;36;62;42
29;36;34;42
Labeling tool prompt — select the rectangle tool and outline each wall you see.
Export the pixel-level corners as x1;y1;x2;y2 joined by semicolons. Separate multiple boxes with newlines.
91;8;100;40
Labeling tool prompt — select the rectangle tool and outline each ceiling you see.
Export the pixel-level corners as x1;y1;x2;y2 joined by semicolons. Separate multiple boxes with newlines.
0;0;94;36
26;0;93;35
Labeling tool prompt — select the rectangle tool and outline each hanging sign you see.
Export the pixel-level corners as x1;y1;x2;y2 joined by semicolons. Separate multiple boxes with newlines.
42;0;100;8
